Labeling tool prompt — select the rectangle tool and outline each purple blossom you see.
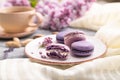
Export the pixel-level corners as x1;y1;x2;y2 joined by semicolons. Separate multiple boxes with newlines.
3;47;15;59
0;2;12;8
7;0;31;6
36;0;95;31
2;0;95;31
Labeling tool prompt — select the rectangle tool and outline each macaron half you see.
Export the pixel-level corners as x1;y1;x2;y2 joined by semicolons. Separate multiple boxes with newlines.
46;43;70;60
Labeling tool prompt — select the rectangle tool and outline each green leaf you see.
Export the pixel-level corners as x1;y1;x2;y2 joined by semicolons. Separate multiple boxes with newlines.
29;0;38;8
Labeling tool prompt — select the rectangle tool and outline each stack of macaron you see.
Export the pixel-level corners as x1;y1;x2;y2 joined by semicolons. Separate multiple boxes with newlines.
56;30;94;57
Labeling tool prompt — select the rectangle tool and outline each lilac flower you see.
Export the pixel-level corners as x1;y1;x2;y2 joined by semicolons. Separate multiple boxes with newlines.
3;47;15;59
36;0;95;31
2;0;95;31
7;0;31;6
0;2;12;8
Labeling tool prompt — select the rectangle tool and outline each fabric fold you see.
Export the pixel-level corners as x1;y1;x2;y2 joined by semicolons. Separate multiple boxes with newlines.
0;55;120;80
95;19;120;56
69;3;120;31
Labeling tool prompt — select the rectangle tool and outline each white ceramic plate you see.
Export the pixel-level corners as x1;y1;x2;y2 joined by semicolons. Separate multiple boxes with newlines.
25;35;106;66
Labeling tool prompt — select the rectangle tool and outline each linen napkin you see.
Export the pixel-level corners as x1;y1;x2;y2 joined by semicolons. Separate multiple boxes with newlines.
69;2;120;31
95;19;120;56
0;55;120;80
1;2;120;80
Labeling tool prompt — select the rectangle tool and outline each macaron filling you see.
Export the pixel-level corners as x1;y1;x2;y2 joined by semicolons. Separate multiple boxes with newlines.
46;43;70;60
46;49;68;60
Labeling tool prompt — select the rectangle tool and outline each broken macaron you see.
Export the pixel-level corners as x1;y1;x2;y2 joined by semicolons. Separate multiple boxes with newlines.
46;43;70;60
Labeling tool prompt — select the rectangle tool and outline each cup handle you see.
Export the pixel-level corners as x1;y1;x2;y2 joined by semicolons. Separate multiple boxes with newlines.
28;12;44;27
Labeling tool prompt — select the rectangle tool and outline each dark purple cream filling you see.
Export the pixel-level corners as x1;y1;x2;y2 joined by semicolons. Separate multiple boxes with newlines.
46;45;69;52
47;50;68;60
46;44;70;60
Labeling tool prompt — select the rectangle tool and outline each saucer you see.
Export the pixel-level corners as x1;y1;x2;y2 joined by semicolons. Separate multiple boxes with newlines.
0;27;38;39
25;35;107;66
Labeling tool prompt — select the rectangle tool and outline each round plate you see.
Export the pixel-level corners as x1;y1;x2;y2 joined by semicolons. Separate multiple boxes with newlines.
25;35;106;66
0;26;38;39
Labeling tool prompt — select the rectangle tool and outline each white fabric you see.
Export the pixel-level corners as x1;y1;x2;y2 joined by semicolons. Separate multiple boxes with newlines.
70;2;120;57
96;22;120;48
69;3;120;31
1;2;120;80
95;20;120;56
0;56;120;80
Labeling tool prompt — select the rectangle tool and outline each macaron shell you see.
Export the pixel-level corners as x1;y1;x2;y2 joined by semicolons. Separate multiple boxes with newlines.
56;30;84;44
64;32;86;47
56;39;64;44
56;31;70;44
56;30;72;41
71;41;94;51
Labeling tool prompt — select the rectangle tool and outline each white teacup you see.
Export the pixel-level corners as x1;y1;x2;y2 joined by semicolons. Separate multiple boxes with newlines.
0;6;43;33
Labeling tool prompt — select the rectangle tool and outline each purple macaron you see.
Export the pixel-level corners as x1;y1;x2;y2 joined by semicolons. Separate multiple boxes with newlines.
71;41;94;57
46;43;70;60
56;30;73;44
64;31;86;48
